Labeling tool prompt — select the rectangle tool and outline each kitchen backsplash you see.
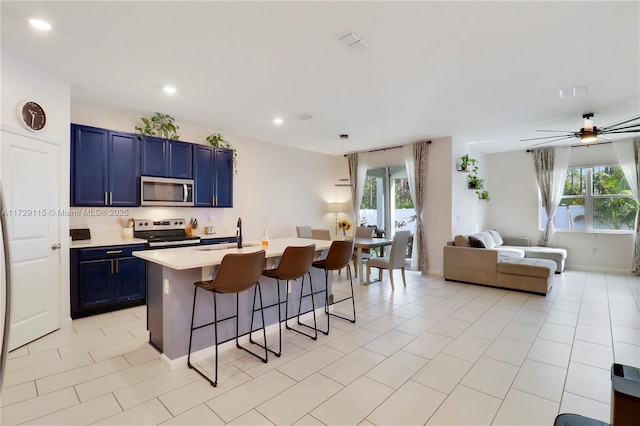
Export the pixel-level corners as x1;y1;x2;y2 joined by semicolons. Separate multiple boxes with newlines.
69;207;237;238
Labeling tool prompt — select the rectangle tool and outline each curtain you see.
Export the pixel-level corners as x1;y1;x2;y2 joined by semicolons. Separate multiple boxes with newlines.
348;152;369;224
613;138;640;273
533;146;570;246
403;141;429;272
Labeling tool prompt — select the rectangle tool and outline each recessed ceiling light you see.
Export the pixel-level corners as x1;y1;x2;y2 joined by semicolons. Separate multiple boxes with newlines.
273;117;284;125
28;18;52;31
163;86;177;95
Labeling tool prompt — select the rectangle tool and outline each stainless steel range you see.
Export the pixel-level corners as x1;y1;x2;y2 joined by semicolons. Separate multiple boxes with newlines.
133;218;200;248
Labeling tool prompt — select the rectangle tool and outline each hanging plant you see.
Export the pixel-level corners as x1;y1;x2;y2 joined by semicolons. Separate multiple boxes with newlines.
135;112;180;140
206;133;238;175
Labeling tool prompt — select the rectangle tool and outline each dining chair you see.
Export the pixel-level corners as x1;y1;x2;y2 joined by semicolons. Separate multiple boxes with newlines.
310;228;331;240
312;239;355;334
296;226;313;238
260;244;317;356
366;230;411;290
351;226;374;278
187;250;267;387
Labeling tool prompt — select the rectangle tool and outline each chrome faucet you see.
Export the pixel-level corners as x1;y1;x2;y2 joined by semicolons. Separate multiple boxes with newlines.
236;217;242;248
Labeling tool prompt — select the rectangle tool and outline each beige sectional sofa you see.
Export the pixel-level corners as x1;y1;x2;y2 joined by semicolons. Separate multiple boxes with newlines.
443;230;567;295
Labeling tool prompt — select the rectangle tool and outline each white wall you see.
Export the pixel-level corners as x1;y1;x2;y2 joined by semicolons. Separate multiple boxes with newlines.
487;145;634;273
1;49;72;324
70;102;346;241
451;139;488;236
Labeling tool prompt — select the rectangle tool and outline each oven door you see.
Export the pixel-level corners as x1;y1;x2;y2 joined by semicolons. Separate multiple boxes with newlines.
141;176;194;207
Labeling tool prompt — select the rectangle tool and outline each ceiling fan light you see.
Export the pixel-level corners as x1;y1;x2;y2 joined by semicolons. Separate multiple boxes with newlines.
581;131;597;143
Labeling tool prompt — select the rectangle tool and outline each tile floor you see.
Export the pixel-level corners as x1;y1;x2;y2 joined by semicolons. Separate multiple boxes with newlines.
1;270;639;425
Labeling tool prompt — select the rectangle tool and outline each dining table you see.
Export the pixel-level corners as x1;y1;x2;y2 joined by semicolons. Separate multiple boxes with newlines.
353;237;394;283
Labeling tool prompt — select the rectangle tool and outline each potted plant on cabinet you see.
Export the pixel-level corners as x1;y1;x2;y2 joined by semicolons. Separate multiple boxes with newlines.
206;133;238;175
135;112;180;140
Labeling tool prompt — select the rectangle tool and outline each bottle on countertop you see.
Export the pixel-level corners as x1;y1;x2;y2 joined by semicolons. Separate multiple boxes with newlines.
261;229;269;248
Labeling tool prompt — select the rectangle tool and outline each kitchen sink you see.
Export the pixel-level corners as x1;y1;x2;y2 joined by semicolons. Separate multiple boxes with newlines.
194;242;259;251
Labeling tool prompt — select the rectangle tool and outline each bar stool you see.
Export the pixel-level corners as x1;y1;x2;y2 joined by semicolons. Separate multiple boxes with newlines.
187;250;266;387
312;239;355;335
258;244;316;357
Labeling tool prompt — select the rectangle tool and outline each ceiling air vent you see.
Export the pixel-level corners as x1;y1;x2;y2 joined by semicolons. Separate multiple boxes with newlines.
339;32;369;51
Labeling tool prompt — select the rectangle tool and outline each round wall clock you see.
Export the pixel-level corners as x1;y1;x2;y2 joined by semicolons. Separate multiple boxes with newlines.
17;101;47;132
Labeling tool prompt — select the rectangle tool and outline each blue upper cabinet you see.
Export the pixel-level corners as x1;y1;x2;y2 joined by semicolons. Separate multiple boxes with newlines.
141;137;192;179
214;148;233;207
193;145;214;207
193;145;233;207
72;124;139;206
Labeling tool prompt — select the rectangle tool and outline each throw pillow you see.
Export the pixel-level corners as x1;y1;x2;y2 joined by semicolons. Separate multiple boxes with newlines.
469;236;486;248
480;231;497;248
488;229;504;247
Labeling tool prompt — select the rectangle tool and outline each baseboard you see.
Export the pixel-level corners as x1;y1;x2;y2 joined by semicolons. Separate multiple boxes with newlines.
565;264;635;274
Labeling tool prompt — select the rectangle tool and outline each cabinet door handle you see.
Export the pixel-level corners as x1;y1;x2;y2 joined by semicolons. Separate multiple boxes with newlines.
115;259;119;273
214;196;217;206
110;259;114;274
104;192;108;205
109;192;113;205
106;250;123;254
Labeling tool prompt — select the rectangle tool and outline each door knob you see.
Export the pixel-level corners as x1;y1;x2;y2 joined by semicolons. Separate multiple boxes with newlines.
51;243;61;250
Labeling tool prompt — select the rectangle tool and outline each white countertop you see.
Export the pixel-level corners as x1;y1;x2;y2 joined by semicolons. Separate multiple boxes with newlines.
71;236;147;248
70;232;236;249
133;237;332;270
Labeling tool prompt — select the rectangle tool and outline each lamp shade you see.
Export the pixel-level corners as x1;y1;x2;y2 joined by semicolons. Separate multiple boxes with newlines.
326;202;344;213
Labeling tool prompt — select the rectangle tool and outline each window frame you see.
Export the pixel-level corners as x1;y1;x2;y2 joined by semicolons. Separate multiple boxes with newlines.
539;161;637;234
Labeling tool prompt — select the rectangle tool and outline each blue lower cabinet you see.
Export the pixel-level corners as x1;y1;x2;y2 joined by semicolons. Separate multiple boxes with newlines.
71;245;146;318
78;260;112;309
115;257;146;301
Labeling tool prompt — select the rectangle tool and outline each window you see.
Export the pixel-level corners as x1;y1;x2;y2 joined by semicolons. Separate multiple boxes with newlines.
541;164;638;231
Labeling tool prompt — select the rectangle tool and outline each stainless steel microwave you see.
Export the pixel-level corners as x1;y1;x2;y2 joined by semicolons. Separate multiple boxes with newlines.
140;176;194;207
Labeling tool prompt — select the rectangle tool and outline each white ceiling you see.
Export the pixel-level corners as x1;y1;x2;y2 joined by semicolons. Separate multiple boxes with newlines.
2;1;639;156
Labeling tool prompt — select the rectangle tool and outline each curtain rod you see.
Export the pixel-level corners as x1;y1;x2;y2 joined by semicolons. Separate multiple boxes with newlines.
370;140;431;154
526;140;612;153
343;140;432;157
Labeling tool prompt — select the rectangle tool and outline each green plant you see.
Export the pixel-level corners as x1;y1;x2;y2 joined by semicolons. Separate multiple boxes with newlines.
135;112;180;140
460;154;478;173
479;190;491;202
468;172;490;202
468;175;484;190
206;133;238;175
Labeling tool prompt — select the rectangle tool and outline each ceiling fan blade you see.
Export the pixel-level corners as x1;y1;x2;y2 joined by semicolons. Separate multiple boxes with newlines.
530;136;577;147
599;115;640;131
534;129;577;133
600;124;640;133
521;133;575;142
603;129;640;135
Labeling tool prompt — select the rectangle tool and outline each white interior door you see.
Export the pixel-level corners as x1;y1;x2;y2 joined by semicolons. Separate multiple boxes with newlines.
1;130;60;350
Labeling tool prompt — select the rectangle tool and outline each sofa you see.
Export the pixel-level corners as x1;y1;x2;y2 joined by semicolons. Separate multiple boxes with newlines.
443;230;567;295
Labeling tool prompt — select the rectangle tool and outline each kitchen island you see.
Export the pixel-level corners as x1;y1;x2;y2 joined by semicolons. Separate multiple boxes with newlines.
133;238;333;368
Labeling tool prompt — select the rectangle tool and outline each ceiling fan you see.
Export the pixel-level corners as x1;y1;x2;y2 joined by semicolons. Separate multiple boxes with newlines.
521;113;640;147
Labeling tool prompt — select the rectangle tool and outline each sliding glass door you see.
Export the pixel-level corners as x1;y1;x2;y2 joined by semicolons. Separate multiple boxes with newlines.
360;165;415;262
